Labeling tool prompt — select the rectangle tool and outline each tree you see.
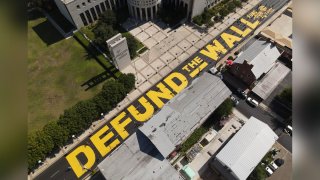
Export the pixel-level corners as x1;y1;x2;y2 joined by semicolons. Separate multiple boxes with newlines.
100;80;127;108
233;0;242;8
219;7;229;17
193;15;203;26
28;131;54;170
123;33;140;59
43;121;68;149
118;73;135;93
93;94;112;114
93;23;118;46
227;2;236;11
214;98;233;118
57;108;85;136
74;100;99;125
99;10;117;27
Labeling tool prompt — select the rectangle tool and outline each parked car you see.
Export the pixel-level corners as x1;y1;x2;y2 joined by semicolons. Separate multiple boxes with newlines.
246;97;259;107
275;158;285;167
269;161;279;171
237;88;247;99
230;95;239;106
265;166;274;176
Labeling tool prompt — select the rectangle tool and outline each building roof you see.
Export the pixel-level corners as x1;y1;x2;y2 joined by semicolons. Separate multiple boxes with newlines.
261;8;292;49
215;117;278;180
139;72;232;157
234;40;281;78
97;131;184;180
252;62;290;99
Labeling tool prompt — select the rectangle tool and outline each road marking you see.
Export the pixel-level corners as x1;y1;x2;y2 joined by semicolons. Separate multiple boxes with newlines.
50;170;60;178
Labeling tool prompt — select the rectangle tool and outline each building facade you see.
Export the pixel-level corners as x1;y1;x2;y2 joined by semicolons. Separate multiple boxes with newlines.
54;0;127;29
55;0;220;29
127;0;161;21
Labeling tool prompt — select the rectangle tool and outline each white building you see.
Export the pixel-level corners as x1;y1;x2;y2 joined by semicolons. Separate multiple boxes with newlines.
54;0;223;29
210;117;279;180
106;33;132;71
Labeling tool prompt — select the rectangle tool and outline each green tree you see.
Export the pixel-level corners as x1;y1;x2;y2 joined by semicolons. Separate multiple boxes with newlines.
123;33;140;59
219;7;229;17
93;23;118;46
227;2;236;11
100;80;127;107
233;0;242;8
99;10;117;27
28;131;54;170
193;15;203;25
118;73;136;93
43;121;68;149
93;94;112;114
57;108;85;136
214;98;233;118
74;100;99;125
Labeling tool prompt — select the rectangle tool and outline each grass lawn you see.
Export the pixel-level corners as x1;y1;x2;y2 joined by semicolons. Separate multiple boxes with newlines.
28;11;105;133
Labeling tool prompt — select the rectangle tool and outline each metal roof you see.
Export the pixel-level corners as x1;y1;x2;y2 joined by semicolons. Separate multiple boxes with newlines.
234;40;281;78
215;116;278;180
97;131;184;180
252;62;290;99
139;72;232;157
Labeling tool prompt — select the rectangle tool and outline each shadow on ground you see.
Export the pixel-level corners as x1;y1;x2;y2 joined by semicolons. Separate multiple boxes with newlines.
32;19;64;45
81;71;113;91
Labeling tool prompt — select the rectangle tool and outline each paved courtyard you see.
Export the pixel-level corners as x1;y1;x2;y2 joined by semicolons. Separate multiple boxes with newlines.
116;0;263;109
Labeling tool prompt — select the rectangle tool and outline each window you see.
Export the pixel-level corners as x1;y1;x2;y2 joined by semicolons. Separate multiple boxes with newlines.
85;10;93;23
100;2;106;11
90;8;97;20
95;5;101;15
80;13;88;26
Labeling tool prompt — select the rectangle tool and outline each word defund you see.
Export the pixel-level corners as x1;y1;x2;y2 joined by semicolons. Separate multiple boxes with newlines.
66;6;273;178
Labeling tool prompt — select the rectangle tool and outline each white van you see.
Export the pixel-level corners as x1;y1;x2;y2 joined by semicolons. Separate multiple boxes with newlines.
246;97;259;107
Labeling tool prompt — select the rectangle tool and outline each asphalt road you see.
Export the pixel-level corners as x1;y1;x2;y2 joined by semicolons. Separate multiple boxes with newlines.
33;0;290;179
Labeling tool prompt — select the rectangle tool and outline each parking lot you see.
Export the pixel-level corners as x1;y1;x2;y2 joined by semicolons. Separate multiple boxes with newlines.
268;142;292;180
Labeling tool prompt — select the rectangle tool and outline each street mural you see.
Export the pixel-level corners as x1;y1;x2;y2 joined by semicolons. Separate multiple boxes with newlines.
63;5;274;179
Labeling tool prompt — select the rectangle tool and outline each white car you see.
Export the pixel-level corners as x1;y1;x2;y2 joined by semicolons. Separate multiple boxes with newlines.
269;161;279;171
230;95;239;106
265;166;274;176
246;97;259;107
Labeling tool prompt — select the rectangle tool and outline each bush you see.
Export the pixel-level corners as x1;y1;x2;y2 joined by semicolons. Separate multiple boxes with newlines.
193;15;203;26
118;73;135;93
43;121;68;149
181;127;208;153
28;131;54;171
